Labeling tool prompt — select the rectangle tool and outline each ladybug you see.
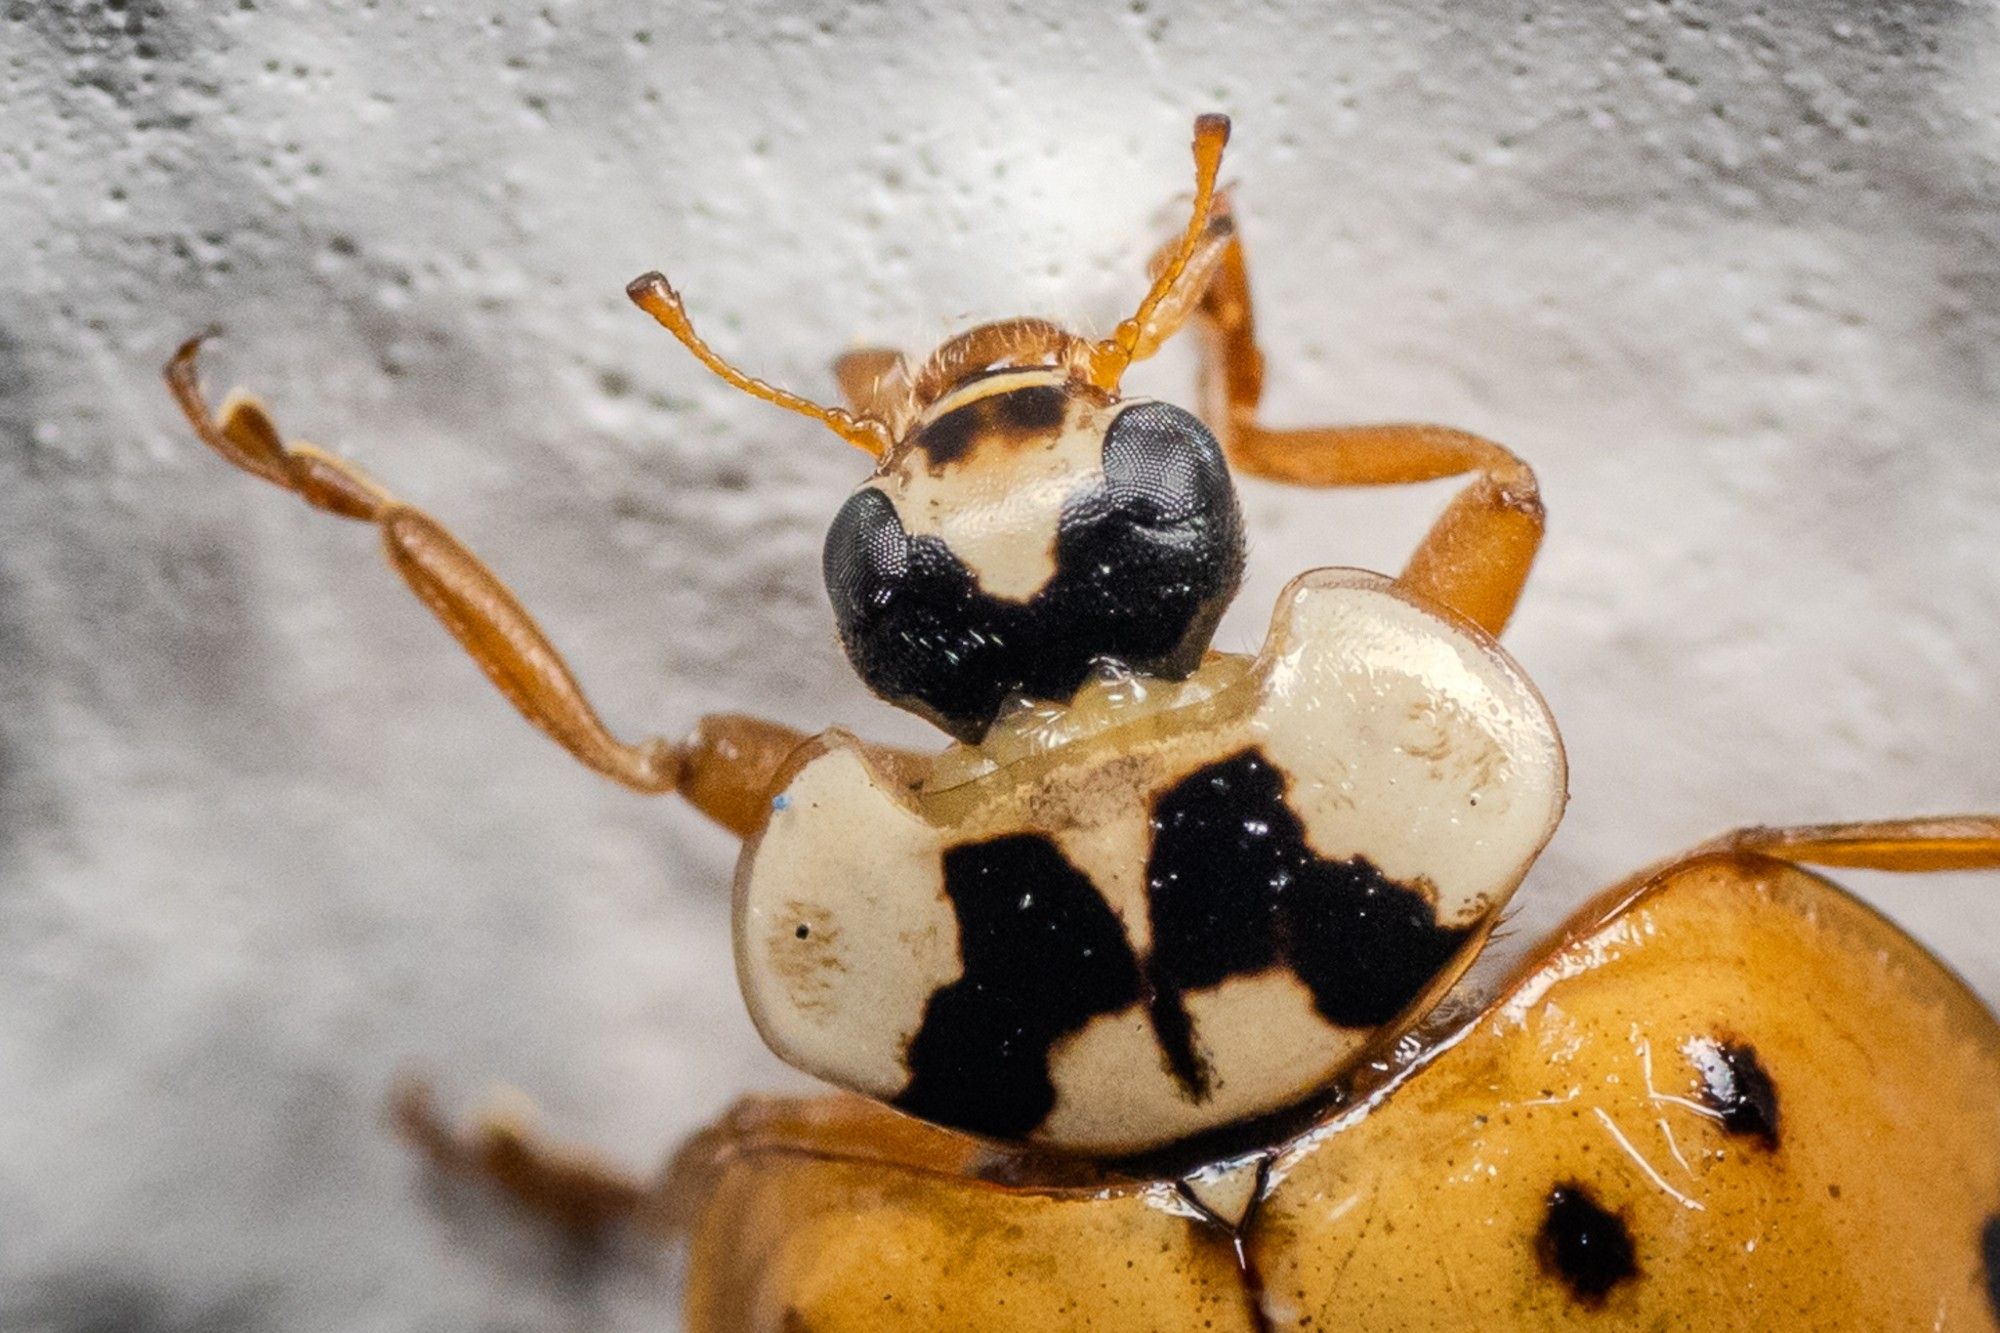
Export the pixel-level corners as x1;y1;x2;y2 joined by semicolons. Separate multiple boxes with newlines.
168;115;2000;1329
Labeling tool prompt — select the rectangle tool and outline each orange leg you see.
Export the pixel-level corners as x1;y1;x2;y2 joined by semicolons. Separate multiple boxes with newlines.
169;340;949;1234
1548;812;2000;986
1550;814;2000;954
392;1081;654;1241
677;713;929;839
166;339;923;831
1700;816;2000;874
393;1085;993;1246
1136;215;1544;640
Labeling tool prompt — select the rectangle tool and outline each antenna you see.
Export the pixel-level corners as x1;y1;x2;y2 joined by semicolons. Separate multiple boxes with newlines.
627;272;892;458
1085;114;1231;392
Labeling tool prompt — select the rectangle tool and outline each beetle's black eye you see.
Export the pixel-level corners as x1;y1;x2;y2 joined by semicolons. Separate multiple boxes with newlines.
823;487;910;627
1100;400;1234;527
823;400;1243;742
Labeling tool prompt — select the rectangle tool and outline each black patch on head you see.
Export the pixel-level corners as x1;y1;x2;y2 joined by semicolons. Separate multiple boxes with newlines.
909;399;984;467
1980;1214;2000;1323
894;833;1144;1139
1688;1038;1779;1149
992;383;1067;434
825;400;1244;741
908;384;1070;469
1143;750;1474;1096
1538;1184;1638;1305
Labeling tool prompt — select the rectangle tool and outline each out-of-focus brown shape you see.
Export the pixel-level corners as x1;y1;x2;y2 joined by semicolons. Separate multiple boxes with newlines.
392;1081;648;1240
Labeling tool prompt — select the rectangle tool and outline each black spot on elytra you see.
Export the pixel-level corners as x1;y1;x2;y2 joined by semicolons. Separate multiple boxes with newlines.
825;401;1242;741
1143;750;1474;1096
1982;1214;2000;1323
894;834;1143;1139
1688;1038;1780;1149
1538;1184;1638;1304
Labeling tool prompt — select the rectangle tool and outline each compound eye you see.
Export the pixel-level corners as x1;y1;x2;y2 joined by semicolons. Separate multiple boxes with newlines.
1100;401;1235;529
823;487;910;634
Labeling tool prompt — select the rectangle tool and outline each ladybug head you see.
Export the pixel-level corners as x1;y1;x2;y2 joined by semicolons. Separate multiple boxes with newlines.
824;362;1242;741
629;115;1240;740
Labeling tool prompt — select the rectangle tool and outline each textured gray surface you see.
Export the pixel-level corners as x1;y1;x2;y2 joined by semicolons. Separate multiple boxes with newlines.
3;2;1998;1328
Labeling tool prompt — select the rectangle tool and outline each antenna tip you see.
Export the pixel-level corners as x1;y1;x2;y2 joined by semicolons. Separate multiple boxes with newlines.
626;271;679;308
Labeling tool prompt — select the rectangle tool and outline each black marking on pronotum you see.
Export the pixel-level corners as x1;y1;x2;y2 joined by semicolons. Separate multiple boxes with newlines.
893;751;1472;1139
894;833;1143;1139
1143;749;1474;1097
825;400;1243;741
909;383;1069;468
1688;1038;1780;1149
1145;979;1209;1099
1537;1184;1638;1304
1982;1213;2000;1323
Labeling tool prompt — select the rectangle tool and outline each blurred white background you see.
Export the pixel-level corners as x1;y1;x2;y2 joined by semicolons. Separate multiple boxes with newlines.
2;1;1997;1328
